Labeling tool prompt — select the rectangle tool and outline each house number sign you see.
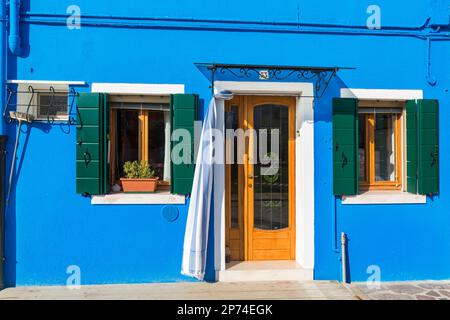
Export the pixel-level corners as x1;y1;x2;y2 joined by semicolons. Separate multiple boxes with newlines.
259;70;270;80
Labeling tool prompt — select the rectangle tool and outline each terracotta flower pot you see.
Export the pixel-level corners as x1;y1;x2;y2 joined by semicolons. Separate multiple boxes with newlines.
120;178;159;193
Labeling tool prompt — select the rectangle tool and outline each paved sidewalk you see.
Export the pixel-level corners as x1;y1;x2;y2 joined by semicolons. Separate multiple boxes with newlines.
0;281;360;300
353;281;450;300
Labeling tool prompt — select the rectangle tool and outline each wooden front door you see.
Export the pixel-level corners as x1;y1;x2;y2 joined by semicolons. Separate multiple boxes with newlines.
225;96;296;261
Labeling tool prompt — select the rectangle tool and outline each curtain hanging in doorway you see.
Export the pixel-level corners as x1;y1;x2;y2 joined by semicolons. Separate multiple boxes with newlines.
181;98;217;280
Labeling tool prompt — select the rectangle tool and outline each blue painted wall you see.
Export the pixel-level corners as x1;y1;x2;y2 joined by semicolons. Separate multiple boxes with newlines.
1;0;449;285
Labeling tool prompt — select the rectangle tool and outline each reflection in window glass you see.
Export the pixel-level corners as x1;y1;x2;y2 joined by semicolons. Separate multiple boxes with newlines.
375;114;395;181
358;114;366;182
38;93;68;118
116;110;139;179
147;111;166;178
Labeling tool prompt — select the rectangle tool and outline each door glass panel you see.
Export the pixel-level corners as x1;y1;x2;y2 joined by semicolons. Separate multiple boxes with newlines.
375;114;396;181
227;106;239;229
253;105;289;231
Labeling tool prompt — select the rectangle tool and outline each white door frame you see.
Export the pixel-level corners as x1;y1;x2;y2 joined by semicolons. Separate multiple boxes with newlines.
213;81;315;280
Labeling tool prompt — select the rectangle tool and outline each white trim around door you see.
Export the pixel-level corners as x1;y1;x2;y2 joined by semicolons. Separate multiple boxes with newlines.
213;81;315;280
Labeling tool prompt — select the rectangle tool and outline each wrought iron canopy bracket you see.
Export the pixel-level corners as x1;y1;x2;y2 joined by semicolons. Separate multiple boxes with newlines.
196;63;354;98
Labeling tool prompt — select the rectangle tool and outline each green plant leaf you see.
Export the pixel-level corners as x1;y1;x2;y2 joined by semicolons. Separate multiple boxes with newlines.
123;160;156;179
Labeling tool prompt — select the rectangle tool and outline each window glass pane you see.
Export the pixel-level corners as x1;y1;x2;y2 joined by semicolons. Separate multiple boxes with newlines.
38;94;68;117
375;114;396;181
116;110;139;178
229;105;239;229
358;114;366;182
147;111;165;178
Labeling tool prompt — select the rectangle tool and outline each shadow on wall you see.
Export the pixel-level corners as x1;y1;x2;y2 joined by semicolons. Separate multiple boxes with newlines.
203;183;216;282
344;234;352;283
3;117;72;286
4;121;17;287
15;122;52;178
312;74;355;281
314;74;351;124
18;0;31;59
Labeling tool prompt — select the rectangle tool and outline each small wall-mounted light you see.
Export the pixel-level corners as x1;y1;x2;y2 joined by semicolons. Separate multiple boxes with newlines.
215;90;234;101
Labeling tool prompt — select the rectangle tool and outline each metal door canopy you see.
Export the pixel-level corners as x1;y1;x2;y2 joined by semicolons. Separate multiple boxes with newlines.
195;63;355;98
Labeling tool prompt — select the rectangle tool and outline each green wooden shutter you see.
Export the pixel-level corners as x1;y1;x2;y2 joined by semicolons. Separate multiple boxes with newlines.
418;99;439;194
76;93;110;195
406;99;439;195
332;98;359;196
406;100;418;193
101;93;111;195
170;94;198;195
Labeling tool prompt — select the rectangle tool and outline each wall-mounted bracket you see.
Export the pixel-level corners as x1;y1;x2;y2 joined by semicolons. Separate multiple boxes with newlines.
3;85;79;124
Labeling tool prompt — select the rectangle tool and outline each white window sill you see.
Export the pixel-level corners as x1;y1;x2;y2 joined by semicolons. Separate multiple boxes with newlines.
35;117;69;122
91;192;185;205
342;191;426;205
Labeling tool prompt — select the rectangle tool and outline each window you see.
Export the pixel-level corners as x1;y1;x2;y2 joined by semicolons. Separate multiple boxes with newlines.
37;92;69;120
332;98;439;197
109;101;171;192
358;107;402;190
76;92;198;197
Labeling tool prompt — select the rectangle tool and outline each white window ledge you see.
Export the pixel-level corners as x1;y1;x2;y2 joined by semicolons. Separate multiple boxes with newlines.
91;192;185;205
91;83;185;95
342;191;426;205
7;80;86;86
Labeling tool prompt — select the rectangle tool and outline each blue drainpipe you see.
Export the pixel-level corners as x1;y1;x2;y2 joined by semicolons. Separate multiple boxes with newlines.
8;0;21;56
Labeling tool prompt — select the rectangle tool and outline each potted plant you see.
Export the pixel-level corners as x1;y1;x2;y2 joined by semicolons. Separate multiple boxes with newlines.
120;160;159;193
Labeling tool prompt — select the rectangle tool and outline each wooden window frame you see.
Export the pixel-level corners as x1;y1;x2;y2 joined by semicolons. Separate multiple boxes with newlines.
138;111;149;162
110;109;170;188
225;97;245;261
359;112;402;191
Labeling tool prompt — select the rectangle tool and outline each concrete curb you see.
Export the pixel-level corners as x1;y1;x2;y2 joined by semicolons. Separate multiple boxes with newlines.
343;284;371;300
